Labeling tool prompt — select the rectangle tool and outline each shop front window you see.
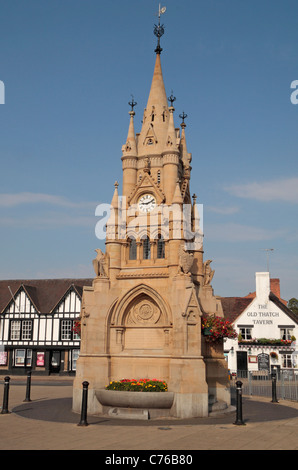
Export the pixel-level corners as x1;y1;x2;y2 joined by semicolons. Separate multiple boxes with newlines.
70;349;80;371
14;349;32;367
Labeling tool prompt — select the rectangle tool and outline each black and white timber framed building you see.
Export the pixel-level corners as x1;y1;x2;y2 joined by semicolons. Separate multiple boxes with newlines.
0;279;92;375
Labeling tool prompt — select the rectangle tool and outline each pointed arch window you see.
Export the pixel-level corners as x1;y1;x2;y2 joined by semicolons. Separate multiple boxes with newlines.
142;236;151;260
128;237;137;260
157;235;165;259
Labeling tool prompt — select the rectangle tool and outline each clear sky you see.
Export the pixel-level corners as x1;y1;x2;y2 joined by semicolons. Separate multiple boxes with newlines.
0;0;297;301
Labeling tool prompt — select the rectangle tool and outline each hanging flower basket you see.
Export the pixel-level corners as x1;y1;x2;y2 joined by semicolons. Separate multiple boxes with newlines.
201;315;237;343
270;351;278;360
72;319;81;338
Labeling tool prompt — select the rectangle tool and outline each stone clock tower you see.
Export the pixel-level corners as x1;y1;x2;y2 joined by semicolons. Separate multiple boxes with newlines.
73;15;230;418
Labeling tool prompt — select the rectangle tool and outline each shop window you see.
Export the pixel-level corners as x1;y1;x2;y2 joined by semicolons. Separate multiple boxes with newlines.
70;349;80;371
14;349;32;367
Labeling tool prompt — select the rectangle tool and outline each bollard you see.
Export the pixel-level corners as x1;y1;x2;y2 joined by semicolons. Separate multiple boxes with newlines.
1;376;10;414
23;371;32;402
233;380;245;425
78;381;89;426
271;369;279;403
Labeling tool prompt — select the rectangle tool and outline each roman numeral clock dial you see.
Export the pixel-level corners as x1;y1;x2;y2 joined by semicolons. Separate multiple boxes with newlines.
138;194;156;213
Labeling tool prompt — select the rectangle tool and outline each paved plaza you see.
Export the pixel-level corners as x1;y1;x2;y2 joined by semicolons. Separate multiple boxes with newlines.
0;376;297;451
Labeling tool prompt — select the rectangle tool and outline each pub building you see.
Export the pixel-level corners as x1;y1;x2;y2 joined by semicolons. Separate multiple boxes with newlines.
0;279;92;375
222;272;298;376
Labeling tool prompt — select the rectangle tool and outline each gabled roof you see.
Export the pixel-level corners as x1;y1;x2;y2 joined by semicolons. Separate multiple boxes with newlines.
0;279;93;314
221;291;298;326
220;297;253;324
269;292;298;325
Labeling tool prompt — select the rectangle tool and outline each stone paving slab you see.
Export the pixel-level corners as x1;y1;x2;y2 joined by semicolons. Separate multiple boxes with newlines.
0;378;298;451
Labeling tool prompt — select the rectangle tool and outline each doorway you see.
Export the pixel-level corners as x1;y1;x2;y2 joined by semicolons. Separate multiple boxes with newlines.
236;351;248;376
50;351;61;374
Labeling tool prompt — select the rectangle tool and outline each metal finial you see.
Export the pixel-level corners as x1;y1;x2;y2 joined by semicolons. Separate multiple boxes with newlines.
154;4;166;54
168;91;176;107
179;111;188;124
128;95;137;112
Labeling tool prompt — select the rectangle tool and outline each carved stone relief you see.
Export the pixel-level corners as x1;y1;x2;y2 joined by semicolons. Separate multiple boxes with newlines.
126;296;161;325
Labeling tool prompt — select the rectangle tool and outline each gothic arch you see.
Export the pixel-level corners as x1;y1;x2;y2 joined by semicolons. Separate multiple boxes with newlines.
110;284;172;327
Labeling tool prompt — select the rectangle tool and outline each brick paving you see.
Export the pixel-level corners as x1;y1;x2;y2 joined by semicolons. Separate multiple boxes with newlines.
0;376;298;451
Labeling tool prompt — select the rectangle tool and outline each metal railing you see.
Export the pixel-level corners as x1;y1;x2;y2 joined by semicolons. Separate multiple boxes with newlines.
230;370;298;402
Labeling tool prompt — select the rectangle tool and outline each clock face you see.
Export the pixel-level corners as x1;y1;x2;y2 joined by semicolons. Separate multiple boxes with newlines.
138;194;156;213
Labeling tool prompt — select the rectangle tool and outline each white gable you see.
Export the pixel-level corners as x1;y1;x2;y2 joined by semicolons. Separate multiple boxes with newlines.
235;297;297;340
5;288;36;314
54;289;81;314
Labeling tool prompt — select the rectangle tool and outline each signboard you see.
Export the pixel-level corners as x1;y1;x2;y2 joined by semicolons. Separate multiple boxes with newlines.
258;353;270;371
0;351;7;366
36;352;45;367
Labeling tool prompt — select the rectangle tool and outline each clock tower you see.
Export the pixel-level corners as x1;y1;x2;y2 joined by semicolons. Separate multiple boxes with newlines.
73;13;230;418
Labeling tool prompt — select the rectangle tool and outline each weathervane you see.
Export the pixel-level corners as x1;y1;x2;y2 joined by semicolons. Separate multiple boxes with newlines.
154;4;166;54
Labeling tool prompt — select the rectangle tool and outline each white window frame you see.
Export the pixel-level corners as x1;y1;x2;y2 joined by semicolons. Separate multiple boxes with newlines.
60;320;73;341
281;353;293;369
280;328;293;341
239;327;252;340
10;320;33;341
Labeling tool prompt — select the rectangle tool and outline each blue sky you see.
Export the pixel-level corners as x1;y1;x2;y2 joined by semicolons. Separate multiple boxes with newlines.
0;0;297;301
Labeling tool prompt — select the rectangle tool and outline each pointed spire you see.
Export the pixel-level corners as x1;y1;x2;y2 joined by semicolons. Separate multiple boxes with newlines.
138;53;169;156
126;111;137;154
122;97;137;156
106;181;120;240
163;94;178;152
179;112;192;167
172;179;183;205
111;181;119;209
146;53;168;112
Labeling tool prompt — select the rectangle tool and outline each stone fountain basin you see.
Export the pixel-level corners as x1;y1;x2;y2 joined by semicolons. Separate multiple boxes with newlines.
96;389;174;409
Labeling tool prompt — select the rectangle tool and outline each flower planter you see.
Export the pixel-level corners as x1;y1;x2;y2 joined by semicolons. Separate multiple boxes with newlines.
202;338;224;358
96;389;174;410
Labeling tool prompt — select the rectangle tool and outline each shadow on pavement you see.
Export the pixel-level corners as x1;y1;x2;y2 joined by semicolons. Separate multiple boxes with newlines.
12;396;298;427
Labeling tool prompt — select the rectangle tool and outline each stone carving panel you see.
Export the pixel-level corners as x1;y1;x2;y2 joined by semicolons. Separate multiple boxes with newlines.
126;296;161;326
